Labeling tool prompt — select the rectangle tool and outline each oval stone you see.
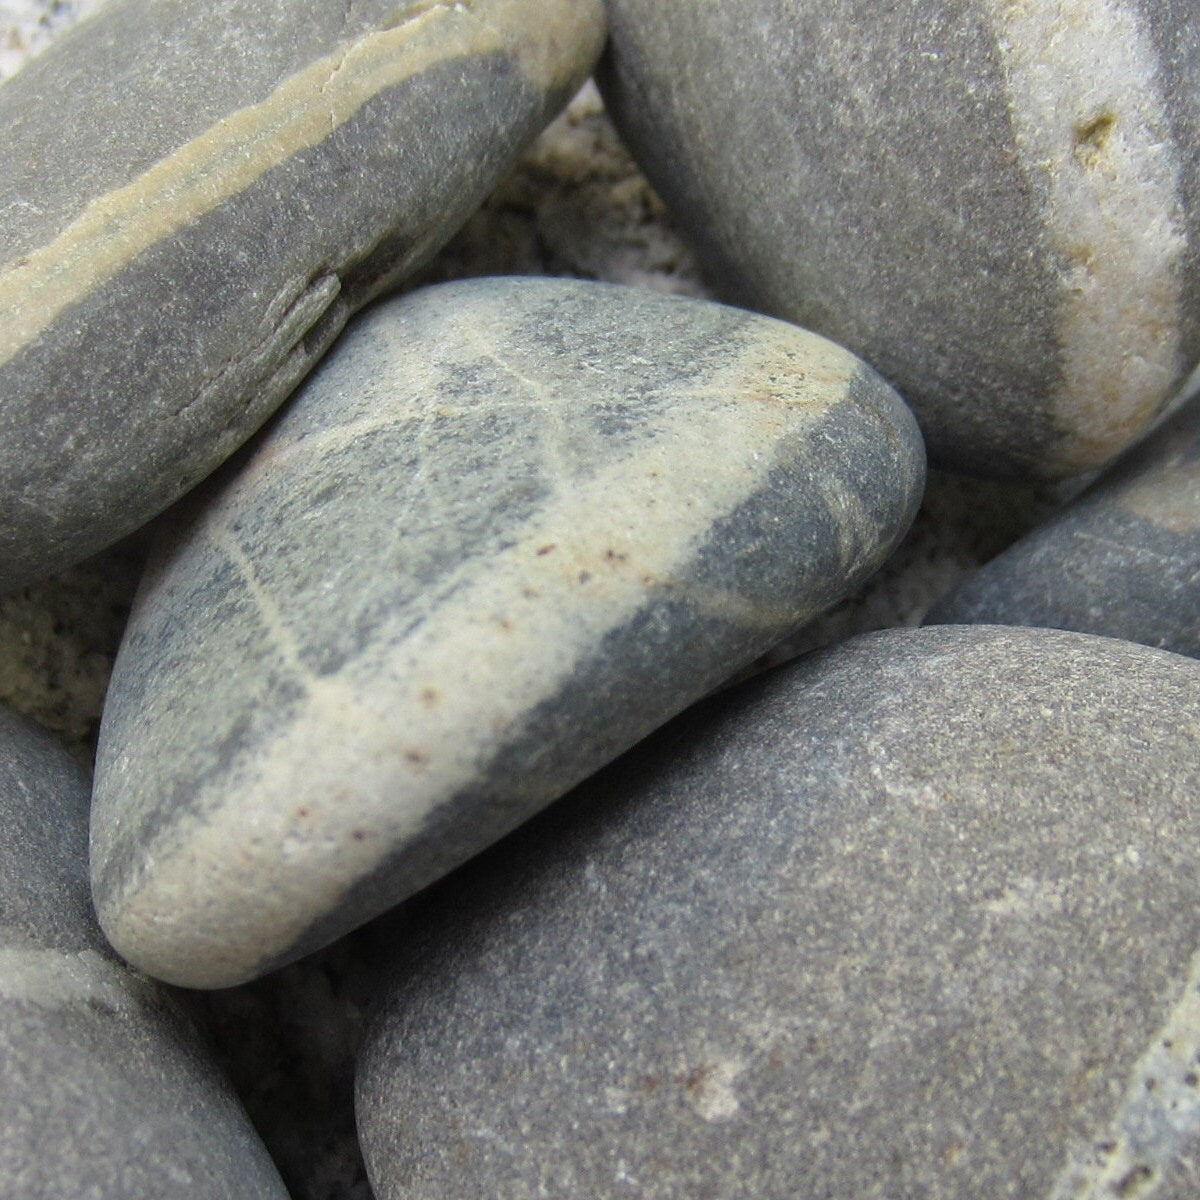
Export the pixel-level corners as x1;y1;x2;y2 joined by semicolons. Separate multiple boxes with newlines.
356;626;1200;1200
0;707;287;1198
598;0;1200;478
0;0;604;592
927;394;1200;655
91;276;925;988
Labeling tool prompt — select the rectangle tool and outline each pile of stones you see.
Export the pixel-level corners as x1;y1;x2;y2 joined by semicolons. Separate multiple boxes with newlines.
2;1;1199;1197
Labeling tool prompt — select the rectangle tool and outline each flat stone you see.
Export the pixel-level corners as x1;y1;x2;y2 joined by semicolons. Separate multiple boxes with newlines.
0;0;604;592
0;706;287;1198
927;395;1200;655
598;0;1200;478
357;625;1200;1200
91;276;925;988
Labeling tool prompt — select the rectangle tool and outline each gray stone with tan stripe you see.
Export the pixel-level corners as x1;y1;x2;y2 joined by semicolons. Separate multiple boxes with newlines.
598;0;1200;479
91;276;925;989
928;393;1200;654
356;626;1200;1200
0;706;287;1198
0;0;604;593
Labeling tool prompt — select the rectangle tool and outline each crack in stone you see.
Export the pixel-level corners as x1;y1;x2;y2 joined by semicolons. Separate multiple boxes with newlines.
206;522;318;690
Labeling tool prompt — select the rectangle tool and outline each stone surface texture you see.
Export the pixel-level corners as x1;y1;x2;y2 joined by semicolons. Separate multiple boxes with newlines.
599;0;1200;478
0;58;1073;761
0;706;288;1199
0;41;1054;1197
358;625;1200;1200
928;394;1200;655
91;276;925;989
0;0;604;591
0;9;1113;1199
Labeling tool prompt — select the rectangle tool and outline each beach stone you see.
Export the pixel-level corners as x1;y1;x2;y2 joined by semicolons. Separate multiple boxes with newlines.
0;0;604;593
91;275;925;988
0;706;287;1198
927;396;1200;655
598;0;1200;478
356;625;1200;1200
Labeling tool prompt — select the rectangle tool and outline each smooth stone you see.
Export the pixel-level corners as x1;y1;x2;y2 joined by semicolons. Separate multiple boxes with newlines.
91;276;925;988
0;0;604;592
356;626;1200;1200
598;0;1200;478
927;394;1200;655
0;707;287;1198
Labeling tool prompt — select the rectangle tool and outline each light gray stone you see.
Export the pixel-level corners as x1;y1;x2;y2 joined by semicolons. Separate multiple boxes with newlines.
357;625;1200;1200
0;0;604;592
0;706;288;1199
91;276;925;988
598;0;1200;478
927;395;1200;655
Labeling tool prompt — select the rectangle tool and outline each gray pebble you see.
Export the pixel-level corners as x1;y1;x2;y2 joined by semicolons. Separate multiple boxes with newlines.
357;625;1200;1200
927;394;1200;653
0;0;604;592
0;706;287;1199
91;276;925;988
598;0;1200;478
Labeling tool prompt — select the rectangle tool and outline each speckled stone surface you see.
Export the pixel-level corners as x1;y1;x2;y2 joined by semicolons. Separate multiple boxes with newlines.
91;276;925;989
0;42;1021;1196
927;395;1200;655
598;0;1200;478
356;625;1200;1200
0;0;604;592
0;706;288;1198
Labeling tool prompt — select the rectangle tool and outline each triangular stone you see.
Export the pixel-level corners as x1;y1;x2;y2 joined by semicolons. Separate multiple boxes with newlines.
92;277;925;987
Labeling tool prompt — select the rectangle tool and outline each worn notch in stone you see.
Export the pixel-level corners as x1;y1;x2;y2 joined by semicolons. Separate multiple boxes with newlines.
0;706;287;1198
598;0;1200;478
90;276;925;988
0;0;605;592
355;626;1200;1200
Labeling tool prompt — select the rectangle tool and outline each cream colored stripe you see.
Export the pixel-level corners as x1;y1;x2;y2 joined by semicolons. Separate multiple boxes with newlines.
0;945;150;1013
0;0;595;369
984;0;1186;473
1048;948;1200;1199
99;320;862;987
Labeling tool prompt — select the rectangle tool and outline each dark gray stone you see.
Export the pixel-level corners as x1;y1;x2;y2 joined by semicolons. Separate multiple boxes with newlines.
598;0;1200;478
357;625;1200;1200
91;276;925;988
927;395;1200;654
0;706;287;1199
0;0;604;592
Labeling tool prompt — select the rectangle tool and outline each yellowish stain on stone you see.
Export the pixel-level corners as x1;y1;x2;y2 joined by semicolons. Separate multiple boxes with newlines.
0;0;602;369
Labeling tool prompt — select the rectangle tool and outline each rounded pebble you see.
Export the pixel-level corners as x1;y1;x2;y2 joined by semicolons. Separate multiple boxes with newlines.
91;276;925;988
0;707;288;1198
0;0;605;590
598;0;1200;477
357;626;1200;1200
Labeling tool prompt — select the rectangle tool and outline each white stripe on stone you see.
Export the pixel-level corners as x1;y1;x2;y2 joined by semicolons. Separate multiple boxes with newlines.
0;944;149;1013
1048;948;1200;1199
983;0;1186;472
